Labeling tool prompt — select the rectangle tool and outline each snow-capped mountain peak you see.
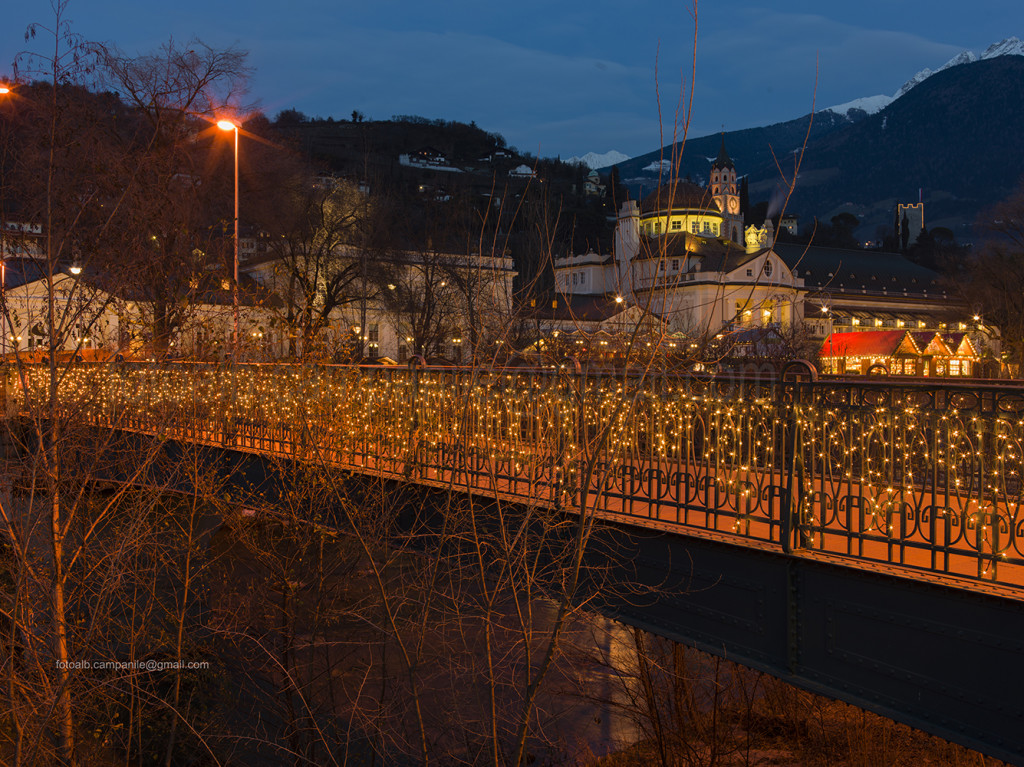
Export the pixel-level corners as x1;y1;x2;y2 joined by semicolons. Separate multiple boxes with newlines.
567;150;631;169
894;66;935;99
894;37;1022;99
824;93;893;117
942;50;978;69
981;36;1024;59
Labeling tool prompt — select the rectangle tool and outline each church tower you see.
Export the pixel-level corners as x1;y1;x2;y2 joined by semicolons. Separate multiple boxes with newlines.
711;135;742;243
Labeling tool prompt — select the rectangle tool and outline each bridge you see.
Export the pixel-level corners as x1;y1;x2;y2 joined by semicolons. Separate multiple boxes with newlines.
9;361;1024;763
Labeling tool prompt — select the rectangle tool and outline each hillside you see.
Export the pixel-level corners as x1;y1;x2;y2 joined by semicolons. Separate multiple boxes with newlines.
753;56;1024;238
604;109;859;196
603;56;1024;241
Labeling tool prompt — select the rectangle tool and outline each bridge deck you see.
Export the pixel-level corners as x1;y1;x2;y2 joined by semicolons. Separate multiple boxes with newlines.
8;362;1024;763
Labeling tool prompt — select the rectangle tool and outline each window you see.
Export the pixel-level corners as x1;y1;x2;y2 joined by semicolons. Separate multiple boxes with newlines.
671;220;681;230
671;259;679;271
691;222;699;233
763;260;773;277
367;343;379;359
746;269;753;277
368;324;379;343
398;345;408;362
654;221;661;234
572;273;578;286
579;271;586;285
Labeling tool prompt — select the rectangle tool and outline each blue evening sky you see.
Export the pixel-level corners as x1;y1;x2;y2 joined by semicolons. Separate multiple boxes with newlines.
2;0;1020;158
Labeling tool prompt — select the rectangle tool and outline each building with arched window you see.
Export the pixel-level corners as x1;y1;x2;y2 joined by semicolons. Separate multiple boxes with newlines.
551;139;971;355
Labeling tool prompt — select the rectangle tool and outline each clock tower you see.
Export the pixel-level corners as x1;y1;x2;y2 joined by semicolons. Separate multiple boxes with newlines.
710;135;743;243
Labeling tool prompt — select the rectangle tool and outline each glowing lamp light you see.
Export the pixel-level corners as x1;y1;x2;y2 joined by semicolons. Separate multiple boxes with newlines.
217;119;238;132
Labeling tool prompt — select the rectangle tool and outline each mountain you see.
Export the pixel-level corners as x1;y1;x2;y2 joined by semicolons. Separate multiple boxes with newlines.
601;108;861;196
816;39;1024;120
602;41;1024;240
566;150;631;169
823;94;893;119
751;55;1024;238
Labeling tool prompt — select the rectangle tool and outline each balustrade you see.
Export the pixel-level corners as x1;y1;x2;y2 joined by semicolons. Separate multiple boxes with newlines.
8;362;1023;589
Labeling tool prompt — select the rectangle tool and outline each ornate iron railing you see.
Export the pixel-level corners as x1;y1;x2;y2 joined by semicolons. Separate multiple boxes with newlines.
8;362;1024;590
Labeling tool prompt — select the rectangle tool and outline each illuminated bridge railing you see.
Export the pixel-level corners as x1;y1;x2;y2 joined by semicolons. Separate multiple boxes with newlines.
9;362;1024;590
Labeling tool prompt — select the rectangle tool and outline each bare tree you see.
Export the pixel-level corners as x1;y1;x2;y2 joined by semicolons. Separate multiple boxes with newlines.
94;38;251;355
263;177;383;358
957;185;1024;375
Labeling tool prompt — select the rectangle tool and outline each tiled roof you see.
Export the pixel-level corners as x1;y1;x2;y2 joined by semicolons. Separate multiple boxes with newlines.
821;330;918;357
773;242;943;293
528;294;630;322
640;181;718;214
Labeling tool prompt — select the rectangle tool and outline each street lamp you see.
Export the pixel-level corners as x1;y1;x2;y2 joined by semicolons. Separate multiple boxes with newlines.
820;303;834;374
217;118;239;359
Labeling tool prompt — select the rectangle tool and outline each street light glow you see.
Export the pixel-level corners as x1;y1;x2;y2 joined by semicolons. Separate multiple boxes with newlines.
217;119;238;132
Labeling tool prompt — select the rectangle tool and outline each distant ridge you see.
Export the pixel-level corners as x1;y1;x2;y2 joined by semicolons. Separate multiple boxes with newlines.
566;150;630;169
600;39;1024;239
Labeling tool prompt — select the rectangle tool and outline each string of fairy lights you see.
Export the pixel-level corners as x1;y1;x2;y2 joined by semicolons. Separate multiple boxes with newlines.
12;363;1024;585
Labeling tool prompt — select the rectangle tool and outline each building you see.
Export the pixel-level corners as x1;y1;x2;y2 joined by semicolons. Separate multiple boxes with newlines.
550;140;973;369
774;241;958;340
820;330;978;376
245;244;516;363
897;202;924;247
0;258;126;358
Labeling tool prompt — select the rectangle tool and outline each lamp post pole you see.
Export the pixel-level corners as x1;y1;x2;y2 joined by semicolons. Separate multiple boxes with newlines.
821;303;833;374
0;83;10;356
217;119;240;359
